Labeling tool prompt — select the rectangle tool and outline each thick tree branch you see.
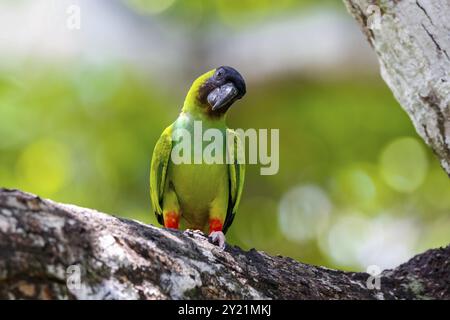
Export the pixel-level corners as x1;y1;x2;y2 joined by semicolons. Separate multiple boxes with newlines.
343;0;450;175
0;188;448;299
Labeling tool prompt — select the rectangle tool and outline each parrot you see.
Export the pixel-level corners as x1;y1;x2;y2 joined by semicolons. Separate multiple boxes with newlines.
150;66;246;249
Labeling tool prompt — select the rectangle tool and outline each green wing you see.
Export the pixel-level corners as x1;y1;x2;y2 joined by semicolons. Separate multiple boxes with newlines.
150;125;173;225
223;129;245;234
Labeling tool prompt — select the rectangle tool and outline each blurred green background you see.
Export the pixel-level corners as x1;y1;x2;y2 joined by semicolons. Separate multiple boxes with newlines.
0;0;449;271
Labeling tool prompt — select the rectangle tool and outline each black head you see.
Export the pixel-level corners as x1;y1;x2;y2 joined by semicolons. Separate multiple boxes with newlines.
198;66;246;115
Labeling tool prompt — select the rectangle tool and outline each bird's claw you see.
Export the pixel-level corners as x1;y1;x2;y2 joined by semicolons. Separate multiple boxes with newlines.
184;229;205;235
209;231;226;250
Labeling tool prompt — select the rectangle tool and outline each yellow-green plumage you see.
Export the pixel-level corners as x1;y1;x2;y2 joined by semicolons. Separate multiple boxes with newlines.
150;67;246;235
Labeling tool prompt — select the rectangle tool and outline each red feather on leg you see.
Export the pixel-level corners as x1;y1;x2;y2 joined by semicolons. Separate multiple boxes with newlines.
209;218;223;234
164;211;180;229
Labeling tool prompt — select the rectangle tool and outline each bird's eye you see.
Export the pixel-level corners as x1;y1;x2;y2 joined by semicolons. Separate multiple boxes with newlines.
216;69;224;78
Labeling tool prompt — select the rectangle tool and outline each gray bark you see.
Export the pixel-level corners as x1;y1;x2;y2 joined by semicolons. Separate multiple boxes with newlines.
0;188;448;299
343;0;450;175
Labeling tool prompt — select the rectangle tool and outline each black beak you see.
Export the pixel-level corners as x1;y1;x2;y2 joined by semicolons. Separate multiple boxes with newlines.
207;82;239;111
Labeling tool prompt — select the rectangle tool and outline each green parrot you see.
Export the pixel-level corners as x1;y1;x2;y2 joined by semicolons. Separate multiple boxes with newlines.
150;66;246;248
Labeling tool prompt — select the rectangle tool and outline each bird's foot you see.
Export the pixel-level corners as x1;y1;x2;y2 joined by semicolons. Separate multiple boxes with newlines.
209;231;226;250
184;229;205;238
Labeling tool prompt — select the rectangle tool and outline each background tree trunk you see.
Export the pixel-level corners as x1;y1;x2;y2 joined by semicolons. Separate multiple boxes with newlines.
343;0;450;175
0;188;448;299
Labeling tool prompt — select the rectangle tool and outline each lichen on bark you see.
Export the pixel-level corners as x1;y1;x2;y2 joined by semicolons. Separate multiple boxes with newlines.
343;0;450;175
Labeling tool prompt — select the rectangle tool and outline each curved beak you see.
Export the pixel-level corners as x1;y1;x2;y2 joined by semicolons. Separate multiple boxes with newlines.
207;82;239;111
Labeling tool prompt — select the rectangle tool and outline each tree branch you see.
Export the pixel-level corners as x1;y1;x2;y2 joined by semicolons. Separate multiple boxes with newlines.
343;0;450;175
0;188;448;299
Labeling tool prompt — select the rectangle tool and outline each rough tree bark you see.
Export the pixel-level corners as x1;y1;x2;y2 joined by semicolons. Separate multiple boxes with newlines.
343;0;450;175
0;188;448;300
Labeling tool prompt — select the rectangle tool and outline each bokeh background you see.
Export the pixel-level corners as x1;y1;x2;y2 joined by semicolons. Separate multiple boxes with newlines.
1;0;449;271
